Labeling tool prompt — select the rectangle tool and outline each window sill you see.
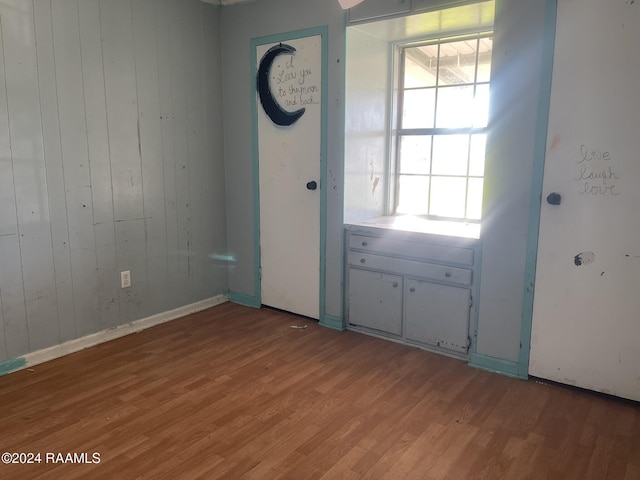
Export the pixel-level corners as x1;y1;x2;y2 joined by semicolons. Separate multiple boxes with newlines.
352;215;481;239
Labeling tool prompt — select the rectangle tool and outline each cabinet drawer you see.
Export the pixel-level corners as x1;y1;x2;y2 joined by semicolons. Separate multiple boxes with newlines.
347;252;472;286
348;234;474;266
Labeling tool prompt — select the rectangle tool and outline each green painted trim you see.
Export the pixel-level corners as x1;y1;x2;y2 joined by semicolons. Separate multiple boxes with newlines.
229;291;261;308
0;357;26;376
469;353;526;380
318;26;329;322
518;0;558;379
320;314;345;331
470;240;483;354
249;37;262;306
250;26;330;319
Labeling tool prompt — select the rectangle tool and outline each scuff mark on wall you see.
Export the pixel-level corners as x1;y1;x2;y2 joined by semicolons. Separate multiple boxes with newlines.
372;177;380;194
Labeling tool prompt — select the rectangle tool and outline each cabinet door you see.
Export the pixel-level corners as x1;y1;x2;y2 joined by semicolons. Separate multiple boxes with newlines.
405;279;470;353
348;0;410;23
348;268;403;335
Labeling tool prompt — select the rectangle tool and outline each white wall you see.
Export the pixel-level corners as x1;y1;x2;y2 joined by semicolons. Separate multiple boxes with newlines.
474;0;552;365
0;0;227;362
343;28;390;224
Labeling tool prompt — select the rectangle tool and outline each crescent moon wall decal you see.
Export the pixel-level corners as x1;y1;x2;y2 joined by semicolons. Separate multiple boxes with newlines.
257;43;306;127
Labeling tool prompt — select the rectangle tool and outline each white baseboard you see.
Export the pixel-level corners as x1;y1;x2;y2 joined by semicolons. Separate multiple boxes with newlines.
23;294;229;370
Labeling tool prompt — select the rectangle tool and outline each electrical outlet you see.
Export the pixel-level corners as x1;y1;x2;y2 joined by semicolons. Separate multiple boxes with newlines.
121;270;131;289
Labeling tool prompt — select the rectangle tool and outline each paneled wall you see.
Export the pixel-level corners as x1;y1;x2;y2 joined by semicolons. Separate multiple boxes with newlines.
0;0;227;361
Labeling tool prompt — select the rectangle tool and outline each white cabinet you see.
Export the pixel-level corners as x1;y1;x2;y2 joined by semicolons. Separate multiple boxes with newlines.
405;279;471;354
345;225;479;358
348;269;403;335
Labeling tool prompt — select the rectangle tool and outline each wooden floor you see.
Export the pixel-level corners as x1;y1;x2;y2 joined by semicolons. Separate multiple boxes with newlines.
0;303;638;480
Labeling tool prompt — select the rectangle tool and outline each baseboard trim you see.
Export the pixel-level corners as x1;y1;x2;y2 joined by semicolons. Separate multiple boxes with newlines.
320;314;345;331
468;352;527;379
229;291;261;308
0;357;27;376
0;294;229;377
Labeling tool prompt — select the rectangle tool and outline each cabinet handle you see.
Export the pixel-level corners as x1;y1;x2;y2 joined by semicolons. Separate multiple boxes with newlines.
409;287;415;293
445;271;452;278
360;258;366;264
361;241;368;246
392;282;398;288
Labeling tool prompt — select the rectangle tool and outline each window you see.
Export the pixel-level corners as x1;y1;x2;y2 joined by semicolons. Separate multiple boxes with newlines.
343;0;495;237
394;32;492;223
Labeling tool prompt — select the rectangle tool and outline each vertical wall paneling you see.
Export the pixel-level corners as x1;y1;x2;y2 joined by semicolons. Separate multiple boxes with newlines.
168;0;192;306
202;6;228;294
2;0;59;352
0;0;226;364
0;12;28;358
0;291;5;361
132;0;169;315
0;17;17;241
0;237;26;359
156;0;180;310
100;0;148;323
51;0;100;337
33;0;76;342
184;2;207;301
79;0;120;328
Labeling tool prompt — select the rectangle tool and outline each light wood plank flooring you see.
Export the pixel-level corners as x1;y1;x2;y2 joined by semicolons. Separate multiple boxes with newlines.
0;302;638;479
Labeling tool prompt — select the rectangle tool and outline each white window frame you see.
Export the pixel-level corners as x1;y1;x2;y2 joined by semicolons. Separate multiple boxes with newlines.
390;30;493;224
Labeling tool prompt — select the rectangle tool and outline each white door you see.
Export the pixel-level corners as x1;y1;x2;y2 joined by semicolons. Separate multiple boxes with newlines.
530;0;640;401
256;35;322;319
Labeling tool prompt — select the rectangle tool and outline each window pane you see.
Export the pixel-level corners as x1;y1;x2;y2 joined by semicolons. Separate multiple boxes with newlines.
430;176;466;218
404;46;437;88
396;175;429;215
431;135;469;176
402;89;435;129
399;136;432;174
435;85;474;128
476;37;493;83
466;178;484;220
469;134;487;176
393;33;492;223
438;39;478;85
473;83;490;127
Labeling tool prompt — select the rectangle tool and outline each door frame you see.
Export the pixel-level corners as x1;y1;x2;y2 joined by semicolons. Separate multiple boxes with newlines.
249;26;329;320
518;0;557;378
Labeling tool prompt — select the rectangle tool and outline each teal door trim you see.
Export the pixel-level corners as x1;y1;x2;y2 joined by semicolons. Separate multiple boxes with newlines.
249;26;329;319
518;0;558;378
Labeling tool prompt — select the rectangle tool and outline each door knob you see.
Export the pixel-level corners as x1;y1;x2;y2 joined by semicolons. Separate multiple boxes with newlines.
306;181;318;190
546;192;561;205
